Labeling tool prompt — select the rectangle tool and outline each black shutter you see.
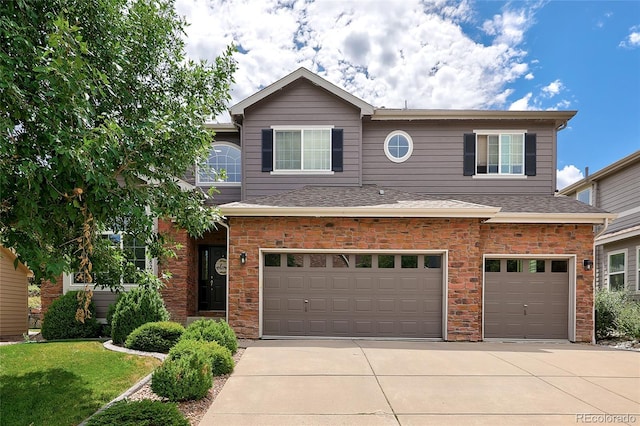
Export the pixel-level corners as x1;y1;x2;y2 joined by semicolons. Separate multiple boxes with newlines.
331;128;343;172
525;133;536;176
261;129;273;172
463;133;476;176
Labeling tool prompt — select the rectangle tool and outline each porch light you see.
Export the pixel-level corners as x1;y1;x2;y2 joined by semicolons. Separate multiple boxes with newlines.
583;259;593;271
240;252;247;265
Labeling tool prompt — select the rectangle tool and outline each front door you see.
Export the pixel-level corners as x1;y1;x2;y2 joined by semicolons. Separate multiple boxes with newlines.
198;246;226;311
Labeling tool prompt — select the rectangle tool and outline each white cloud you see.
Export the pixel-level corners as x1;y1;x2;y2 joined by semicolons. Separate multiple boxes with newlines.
619;26;640;48
175;0;543;116
524;72;534;80
556;165;584;190
542;79;563;97
509;92;533;110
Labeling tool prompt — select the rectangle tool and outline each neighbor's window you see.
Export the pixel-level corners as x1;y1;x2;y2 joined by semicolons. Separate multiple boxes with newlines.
274;128;331;171
384;131;413;163
476;132;524;175
637;247;640;291
197;143;241;185
608;251;626;291
576;187;592;205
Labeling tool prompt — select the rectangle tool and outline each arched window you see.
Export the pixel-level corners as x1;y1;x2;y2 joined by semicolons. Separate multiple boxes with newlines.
197;143;241;185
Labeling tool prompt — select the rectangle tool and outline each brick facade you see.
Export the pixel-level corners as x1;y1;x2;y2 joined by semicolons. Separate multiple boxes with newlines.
40;275;63;317
226;217;595;342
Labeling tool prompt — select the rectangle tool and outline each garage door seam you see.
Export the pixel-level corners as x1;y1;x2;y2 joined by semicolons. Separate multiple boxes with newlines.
354;340;401;425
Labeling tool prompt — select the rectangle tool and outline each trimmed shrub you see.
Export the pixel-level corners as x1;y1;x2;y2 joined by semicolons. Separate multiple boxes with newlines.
86;400;188;426
595;289;627;340
151;352;212;401
181;319;238;354
41;291;100;340
111;286;170;344
169;339;234;376
125;321;185;353
617;301;640;339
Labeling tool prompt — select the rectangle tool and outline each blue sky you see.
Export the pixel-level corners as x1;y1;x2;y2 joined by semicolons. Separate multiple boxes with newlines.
176;0;640;189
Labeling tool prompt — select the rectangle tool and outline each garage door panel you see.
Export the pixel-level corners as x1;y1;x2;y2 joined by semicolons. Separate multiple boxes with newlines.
263;252;443;338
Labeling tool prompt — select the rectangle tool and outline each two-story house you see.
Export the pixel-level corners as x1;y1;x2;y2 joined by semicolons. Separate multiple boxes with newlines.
559;150;640;296
43;68;613;342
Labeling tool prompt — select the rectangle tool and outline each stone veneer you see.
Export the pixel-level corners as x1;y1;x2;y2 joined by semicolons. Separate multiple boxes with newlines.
226;217;595;342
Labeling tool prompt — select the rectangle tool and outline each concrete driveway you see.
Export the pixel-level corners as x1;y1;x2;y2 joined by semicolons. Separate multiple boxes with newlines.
200;340;640;425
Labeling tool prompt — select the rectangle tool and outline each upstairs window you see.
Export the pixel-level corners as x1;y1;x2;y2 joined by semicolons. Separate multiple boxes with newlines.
197;143;241;185
463;131;536;177
262;127;344;173
608;250;626;291
576;187;592;205
384;130;413;163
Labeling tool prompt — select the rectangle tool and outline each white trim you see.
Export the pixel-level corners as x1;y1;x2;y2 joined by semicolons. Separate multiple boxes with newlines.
222;206;501;218
617;205;640;218
271;125;334;130
636;246;640;293
258;248;448;340
383;130;414;163
472;175;528;180
481;254;577;342
272;127;333;173
486;212;615;224
473;129;528;134
474;131;526;177
576;187;592;205
270;171;334;176
195;142;242;186
595;225;640;245
216;219;231;323
607;249;627;291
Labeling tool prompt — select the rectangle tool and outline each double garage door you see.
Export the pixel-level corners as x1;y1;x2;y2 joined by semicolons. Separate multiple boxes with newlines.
263;252;444;338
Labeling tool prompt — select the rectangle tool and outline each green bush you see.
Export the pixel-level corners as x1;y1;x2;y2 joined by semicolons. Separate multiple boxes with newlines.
616;301;640;339
181;319;238;354
125;321;185;353
151;352;212;401
86;400;188;426
41;291;101;340
111;287;170;344
169;339;234;376
595;289;627;340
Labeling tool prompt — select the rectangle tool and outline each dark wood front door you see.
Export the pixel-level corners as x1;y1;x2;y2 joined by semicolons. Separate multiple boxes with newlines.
198;246;226;311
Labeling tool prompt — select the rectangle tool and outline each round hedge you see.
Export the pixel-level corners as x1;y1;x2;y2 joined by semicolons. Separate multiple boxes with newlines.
151;351;213;401
169;338;234;376
125;321;185;353
181;319;238;354
86;400;188;426
110;286;170;344
41;291;100;340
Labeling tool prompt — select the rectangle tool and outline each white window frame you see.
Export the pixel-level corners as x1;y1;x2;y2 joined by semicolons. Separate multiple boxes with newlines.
636;246;640;292
473;129;526;177
576;187;592;205
196;142;241;187
270;125;334;175
607;249;627;291
383;130;413;163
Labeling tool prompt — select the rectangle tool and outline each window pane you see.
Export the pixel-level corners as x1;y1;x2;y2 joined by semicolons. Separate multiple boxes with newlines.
378;255;395;268
425;255;442;269
309;254;326;267
485;259;500;272
355;255;372;268
551;260;568;273
507;259;523;272
610;273;625;291
302;129;330;170
577;188;591;205
264;254;281;267
401;255;418;268
609;253;625;273
529;260;545;273
199;144;242;183
287;254;303;267
332;254;349;268
389;135;409;158
275;131;302;170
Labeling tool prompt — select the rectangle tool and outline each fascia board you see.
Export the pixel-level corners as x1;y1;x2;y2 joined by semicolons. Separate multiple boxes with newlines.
595;227;640;245
220;206;500;218
486;212;617;224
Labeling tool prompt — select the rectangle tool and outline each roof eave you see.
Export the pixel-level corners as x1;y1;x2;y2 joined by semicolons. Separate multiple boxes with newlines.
485;212;617;224
558;150;640;195
372;109;577;127
220;206;501;218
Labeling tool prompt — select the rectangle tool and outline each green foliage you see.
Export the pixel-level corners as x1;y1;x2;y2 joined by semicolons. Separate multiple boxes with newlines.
86;400;188;426
151;352;212;401
41;291;100;340
125;321;185;353
595;289;640;340
181;319;238;354
169;339;234;376
111;286;170;344
0;0;236;285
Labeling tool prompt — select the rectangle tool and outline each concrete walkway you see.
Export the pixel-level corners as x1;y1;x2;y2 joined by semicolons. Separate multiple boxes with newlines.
200;340;640;425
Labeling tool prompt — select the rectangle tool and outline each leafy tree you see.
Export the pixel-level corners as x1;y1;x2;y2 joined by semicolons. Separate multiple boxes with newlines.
0;0;236;284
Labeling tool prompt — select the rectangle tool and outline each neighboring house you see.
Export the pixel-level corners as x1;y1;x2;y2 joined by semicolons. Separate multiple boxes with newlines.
559;150;640;296
43;68;614;342
0;246;31;340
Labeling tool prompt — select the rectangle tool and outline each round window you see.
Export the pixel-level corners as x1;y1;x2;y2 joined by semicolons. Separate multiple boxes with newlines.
384;131;413;163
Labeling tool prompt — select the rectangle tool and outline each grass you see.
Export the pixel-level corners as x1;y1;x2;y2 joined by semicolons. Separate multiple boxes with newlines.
0;341;161;426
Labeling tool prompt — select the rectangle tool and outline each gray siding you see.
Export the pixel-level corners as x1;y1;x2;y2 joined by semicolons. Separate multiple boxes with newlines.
361;120;557;195
597;161;640;234
186;131;242;204
242;79;362;199
598;238;640;293
91;291;119;320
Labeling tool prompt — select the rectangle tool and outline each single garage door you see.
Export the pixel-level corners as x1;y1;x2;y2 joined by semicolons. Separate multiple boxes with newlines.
484;258;569;339
263;253;443;338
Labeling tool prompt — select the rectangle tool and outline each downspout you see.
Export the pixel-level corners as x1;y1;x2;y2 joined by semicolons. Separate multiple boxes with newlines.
591;216;611;344
215;218;231;324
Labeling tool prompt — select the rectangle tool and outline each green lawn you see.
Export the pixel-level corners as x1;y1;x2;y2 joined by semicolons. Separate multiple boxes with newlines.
0;341;161;426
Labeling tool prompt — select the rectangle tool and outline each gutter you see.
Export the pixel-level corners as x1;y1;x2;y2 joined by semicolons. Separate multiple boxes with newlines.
220;206;501;218
485;212;617;224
